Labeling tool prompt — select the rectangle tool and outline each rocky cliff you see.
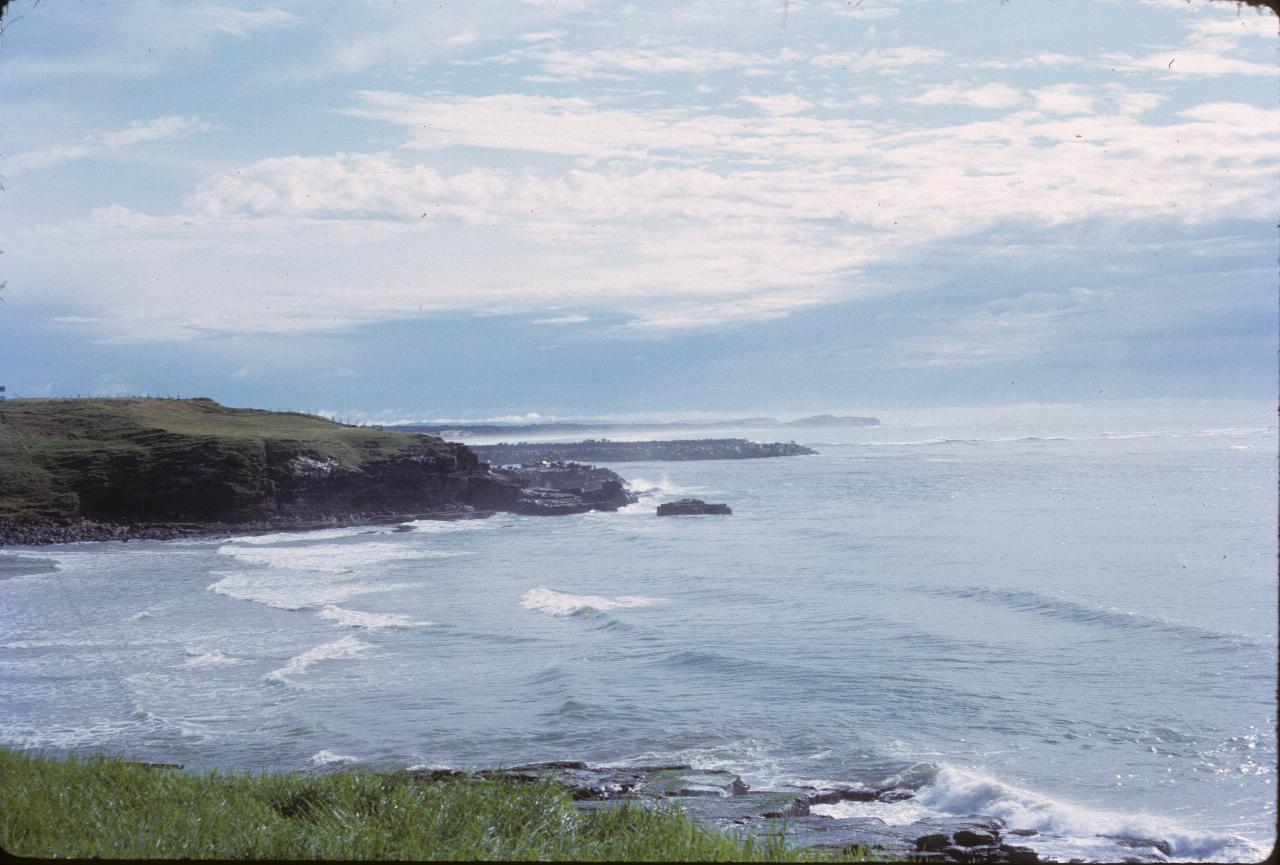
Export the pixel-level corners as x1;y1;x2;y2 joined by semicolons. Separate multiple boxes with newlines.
0;398;630;544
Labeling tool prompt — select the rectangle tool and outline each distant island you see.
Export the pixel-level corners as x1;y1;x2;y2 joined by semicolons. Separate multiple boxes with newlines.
783;414;881;428
473;439;816;465
392;414;879;438
0;398;635;545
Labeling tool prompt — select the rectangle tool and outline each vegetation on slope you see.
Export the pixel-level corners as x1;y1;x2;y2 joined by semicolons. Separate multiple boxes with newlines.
0;749;869;861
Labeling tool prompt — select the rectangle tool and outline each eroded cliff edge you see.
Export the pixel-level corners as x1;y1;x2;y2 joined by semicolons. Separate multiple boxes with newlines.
0;398;630;545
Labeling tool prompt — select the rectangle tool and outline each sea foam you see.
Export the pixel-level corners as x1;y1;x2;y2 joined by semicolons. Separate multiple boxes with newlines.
914;764;1267;862
317;605;431;630
217;541;462;573
521;586;663;616
181;650;248;669
208;570;414;610
266;636;374;684
310;749;360;766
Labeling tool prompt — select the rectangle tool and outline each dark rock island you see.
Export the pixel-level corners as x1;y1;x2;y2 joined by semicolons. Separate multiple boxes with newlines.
656;499;732;516
0;398;632;545
472;438;815;465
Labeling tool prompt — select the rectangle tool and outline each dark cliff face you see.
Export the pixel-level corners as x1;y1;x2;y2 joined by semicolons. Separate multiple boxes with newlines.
55;433;502;523
0;398;523;533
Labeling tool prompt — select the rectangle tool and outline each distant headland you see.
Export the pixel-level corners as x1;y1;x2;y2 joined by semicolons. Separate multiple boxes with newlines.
472;439;816;465
391;414;879;438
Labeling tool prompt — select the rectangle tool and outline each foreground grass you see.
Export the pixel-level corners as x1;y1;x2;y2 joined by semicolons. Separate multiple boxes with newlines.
0;749;870;861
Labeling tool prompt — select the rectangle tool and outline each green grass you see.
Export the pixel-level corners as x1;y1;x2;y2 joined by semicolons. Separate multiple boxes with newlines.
0;749;873;860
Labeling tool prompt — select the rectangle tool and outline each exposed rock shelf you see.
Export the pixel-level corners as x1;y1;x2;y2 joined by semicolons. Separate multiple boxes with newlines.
399;762;1117;863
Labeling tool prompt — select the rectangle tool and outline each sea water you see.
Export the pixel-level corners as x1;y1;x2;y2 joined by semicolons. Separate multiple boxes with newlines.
1;404;1274;861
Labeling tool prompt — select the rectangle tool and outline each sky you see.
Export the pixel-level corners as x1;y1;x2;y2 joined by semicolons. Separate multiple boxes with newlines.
0;0;1275;424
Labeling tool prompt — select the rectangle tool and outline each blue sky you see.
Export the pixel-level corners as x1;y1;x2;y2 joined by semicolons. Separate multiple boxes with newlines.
0;0;1275;423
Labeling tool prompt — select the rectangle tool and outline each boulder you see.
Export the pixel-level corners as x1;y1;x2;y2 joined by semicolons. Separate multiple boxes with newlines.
955;829;999;847
656;498;732;516
917;833;953;852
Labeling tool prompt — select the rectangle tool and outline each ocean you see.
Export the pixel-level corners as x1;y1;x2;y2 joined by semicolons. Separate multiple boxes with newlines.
1;404;1275;862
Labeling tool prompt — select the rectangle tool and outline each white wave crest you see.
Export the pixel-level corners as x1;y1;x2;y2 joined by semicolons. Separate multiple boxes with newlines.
623;474;703;497
521;586;663;616
223;526;384;545
811;799;930;825
181;650;248;669
208;570;415;611
217;541;461;573
402;518;496;533
318;605;431;630
310;749;360;766
915;764;1267;861
266;636;374;683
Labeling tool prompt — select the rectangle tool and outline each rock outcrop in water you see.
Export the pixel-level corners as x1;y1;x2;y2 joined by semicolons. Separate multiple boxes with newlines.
477;461;637;515
472;438;815;465
0;398;636;544
656;498;732;516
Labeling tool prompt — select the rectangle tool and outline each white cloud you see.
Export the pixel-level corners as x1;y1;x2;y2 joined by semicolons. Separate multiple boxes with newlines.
912;83;1024;110
739;93;814;115
811;46;948;72
532;314;590;325
18;86;1274;344
1030;84;1096;116
1103;50;1275;77
5;116;211;174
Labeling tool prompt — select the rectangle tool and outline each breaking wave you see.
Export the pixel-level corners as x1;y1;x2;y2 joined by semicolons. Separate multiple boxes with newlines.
265;636;374;684
216;541;462;574
913;764;1267;862
207;570;414;611
181;650;248;669
310;749;360;766
520;586;663;616
317;605;431;630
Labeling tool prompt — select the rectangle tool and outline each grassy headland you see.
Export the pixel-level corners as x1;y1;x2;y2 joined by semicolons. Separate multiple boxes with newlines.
0;748;869;861
0;397;500;538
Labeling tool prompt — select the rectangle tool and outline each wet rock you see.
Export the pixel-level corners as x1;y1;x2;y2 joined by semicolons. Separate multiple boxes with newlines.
877;787;915;802
508;761;589;771
955;829;1000;847
675;790;812;824
1000;844;1040;864
506;488;598;516
943;845;994;863
406;768;469;784
1105;835;1174;857
1008;828;1038;837
807;786;878;805
642;768;749;798
656;498;732;516
917;833;954;852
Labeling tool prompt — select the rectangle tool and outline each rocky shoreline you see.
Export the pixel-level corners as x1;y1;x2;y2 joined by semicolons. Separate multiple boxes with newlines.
392;762;1170;863
0;506;497;547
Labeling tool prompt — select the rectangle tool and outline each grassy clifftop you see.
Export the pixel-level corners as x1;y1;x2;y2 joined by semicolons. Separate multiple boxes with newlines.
0;397;487;528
